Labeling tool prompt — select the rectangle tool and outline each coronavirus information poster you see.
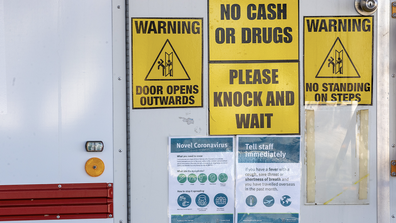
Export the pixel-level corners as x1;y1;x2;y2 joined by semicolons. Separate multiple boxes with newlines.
169;137;234;223
236;136;301;223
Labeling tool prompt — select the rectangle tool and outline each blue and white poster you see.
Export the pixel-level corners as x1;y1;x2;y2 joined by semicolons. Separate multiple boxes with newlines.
169;137;234;223
236;136;301;223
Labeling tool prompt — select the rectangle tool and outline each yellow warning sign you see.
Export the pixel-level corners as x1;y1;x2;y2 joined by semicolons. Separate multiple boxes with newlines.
304;16;373;105
209;63;299;135
132;18;202;108
209;0;299;62
208;0;299;135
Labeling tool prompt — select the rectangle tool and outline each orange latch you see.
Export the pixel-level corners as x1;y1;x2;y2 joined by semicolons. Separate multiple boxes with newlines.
392;2;396;18
391;160;396;176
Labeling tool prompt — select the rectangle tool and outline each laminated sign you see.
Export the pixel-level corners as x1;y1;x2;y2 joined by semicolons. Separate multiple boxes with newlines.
209;0;300;135
132;18;203;108
304;16;373;105
168;137;234;223
236;136;301;223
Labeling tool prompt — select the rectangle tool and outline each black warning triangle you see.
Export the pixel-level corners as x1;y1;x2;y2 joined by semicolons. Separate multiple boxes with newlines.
316;37;360;78
145;39;190;81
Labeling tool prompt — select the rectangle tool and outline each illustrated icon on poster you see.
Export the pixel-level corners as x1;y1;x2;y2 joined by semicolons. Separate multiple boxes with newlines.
280;195;292;207
214;193;228;207
196;193;210;207
246;195;257;207
157;52;173;77
263;195;275;207
177;194;191;208
188;173;197;183
208;173;217;183
177;174;186;183
328;50;343;74
316;37;360;78
218;173;228;183
198;173;207;183
145;39;190;81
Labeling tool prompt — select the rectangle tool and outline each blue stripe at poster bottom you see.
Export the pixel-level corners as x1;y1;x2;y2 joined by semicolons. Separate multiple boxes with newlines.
238;213;299;223
171;214;233;222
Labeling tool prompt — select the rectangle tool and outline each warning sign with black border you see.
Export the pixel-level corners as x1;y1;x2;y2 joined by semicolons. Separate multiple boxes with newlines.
304;16;373;105
132;18;203;109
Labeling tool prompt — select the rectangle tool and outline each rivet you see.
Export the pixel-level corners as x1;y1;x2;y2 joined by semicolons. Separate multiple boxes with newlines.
58;184;62;188
117;5;121;9
392;172;396;176
119;149;122;153
393;144;396;148
393;2;396;7
108;183;112;187
109;214;113;218
57;215;60;219
392;161;396;166
118;77;122;80
392;74;395;78
393;13;396;18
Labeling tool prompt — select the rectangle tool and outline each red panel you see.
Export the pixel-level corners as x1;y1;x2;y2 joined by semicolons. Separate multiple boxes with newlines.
0;183;113;221
0;198;111;207
0;188;112;200
0;214;111;221
0;183;111;191
0;204;111;216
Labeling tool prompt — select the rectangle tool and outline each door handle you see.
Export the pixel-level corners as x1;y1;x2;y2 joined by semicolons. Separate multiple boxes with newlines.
355;0;378;15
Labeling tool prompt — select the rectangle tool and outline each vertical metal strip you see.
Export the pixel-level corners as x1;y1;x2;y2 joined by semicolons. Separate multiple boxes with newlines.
125;0;131;222
112;0;128;222
305;109;316;203
377;1;390;222
357;109;369;200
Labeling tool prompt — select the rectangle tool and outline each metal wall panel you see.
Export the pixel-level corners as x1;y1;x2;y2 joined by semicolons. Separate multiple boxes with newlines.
300;0;378;222
0;0;127;222
0;0;113;185
129;1;208;222
128;0;380;222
